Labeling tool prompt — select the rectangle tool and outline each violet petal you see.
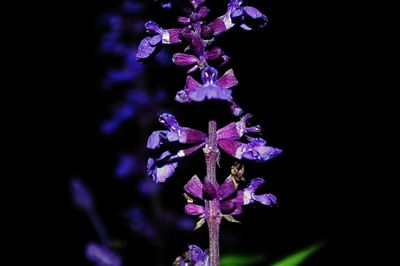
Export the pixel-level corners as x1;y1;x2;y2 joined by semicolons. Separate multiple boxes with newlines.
217;176;238;200
253;193;277;205
172;53;199;66
136;37;157;59
216;69;238;89
184;203;205;216
184;175;204;199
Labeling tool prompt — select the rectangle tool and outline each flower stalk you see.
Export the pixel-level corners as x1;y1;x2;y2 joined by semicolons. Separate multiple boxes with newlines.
204;120;221;266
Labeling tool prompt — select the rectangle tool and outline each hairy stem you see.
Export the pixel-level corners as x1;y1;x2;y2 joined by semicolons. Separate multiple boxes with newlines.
204;120;221;266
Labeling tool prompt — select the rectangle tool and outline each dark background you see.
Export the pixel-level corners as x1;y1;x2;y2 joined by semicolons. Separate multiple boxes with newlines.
41;0;376;265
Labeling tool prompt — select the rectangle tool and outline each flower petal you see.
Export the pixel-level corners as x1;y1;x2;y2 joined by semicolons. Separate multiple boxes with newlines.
184;204;205;216
147;130;179;149
178;16;191;24
190;0;206;9
136;37;158;60
145;21;163;33
253;193;277;205
147;151;178;183
208;17;228;35
163;28;182;44
246;177;265;193
172;53;199;66
216;69;238;89
241;139;282;161
201;66;219;84
185;76;203;91
159;113;180;130
179;127;207;143
217;176;238;200
204;47;223;61
189;84;232;102
184;175;204;199
217;138;243;159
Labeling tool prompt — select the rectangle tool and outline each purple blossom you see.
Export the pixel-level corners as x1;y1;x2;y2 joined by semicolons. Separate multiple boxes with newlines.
183;175;242;219
136;21;182;60
174;245;210;266
71;178;93;210
146;113;207;183
175;66;238;103
147;113;281;182
85;243;122;266
172;47;227;74
217;114;282;161
208;0;268;35
147;151;179;183
241;178;278;206
183;175;277;224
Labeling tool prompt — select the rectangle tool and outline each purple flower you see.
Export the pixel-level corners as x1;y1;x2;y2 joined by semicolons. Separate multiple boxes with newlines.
85;243;121;266
115;154;137;179
183;175;277;224
172;47;227;74
241;177;278;206
147;151;179;183
147;113;281;182
183;175;242;220
136;21;182;60
208;0;268;35
175;66;238;103
71;178;93;210
174;245;209;266
146;113;207;182
217;114;282;161
231;6;268;31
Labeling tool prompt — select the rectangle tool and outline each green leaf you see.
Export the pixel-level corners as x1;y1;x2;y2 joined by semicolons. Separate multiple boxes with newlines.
221;253;265;266
271;241;325;266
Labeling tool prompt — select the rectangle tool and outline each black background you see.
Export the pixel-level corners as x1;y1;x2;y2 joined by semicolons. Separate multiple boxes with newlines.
37;0;378;265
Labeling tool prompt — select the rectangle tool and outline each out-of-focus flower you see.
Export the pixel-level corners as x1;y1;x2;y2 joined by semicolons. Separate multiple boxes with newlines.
115;154;138;179
71;178;93;211
85;242;122;266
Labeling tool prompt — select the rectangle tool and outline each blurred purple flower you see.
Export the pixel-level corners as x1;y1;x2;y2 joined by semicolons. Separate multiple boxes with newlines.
122;0;144;14
115;154;137;179
124;207;156;238
71;178;93;210
138;178;161;195
85;243;122;266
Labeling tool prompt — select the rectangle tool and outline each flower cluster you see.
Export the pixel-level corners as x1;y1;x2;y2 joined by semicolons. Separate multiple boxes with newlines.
136;0;268;111
183;175;277;224
147;113;281;183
